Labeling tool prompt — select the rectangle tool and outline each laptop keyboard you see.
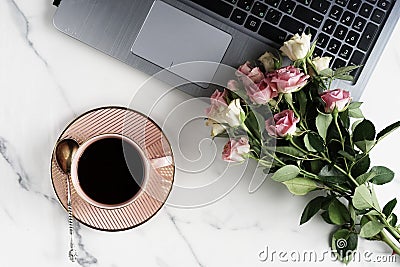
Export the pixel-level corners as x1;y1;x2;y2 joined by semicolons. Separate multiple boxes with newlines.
188;0;395;82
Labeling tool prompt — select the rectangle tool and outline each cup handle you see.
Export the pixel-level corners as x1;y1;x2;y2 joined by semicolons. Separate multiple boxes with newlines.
150;156;173;169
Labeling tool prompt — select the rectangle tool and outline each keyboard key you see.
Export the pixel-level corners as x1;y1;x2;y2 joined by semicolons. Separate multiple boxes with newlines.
358;22;378;51
279;0;296;14
231;8;247;24
238;0;255;11
347;0;361;12
280;15;305;34
245;15;262;31
225;0;238;3
310;0;330;14
265;8;283;24
293;5;324;28
265;0;280;8
367;0;377;4
371;9;385;24
359;3;374;18
190;0;234;18
316;33;329;48
334;25;348;39
259;22;287;43
339;44;353;60
349;50;364;66
327;39;341;54
341;11;355;26
378;0;391;10
345;30;360;45
322;19;336;34
313;47;323;58
335;0;349;7
252;2;268;17
305;26;317;39
333;58;346;70
296;0;311;5
352;16;366;32
324;52;335;59
329;6;343;20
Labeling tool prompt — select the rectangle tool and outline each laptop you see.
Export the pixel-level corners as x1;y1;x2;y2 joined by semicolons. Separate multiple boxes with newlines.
52;0;400;100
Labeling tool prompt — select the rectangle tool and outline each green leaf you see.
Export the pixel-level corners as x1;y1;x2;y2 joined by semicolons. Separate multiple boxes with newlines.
334;65;361;76
355;171;376;185
371;186;381;211
331;229;358;264
383;198;397;218
338;150;355;162
275;146;305;158
300;196;325;225
355;140;375;153
351;155;370;178
316;113;333;142
335;74;354;81
388;214;398;227
348;102;363;109
376;121;400;142
369;166;395;185
353;184;374;210
282;177;318;195
319;68;334;77
304;132;325;152
353;119;376;143
348;108;364;118
271;165;300;182
328;199;351;225
318;165;348;184
360;221;384;238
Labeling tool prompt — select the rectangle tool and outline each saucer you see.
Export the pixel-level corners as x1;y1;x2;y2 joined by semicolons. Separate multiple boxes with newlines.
51;107;174;231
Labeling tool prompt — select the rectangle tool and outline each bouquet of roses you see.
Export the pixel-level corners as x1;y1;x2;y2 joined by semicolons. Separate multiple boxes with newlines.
205;33;400;262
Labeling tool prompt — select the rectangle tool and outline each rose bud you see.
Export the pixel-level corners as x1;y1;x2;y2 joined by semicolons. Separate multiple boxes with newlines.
258;51;276;72
265;110;299;137
222;137;250;162
280;33;312;61
312;56;332;73
320;89;351;113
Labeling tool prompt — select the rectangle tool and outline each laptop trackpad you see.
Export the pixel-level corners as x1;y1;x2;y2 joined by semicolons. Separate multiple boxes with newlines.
131;1;232;86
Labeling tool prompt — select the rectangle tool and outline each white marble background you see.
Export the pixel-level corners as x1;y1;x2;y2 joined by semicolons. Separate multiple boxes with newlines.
1;1;400;266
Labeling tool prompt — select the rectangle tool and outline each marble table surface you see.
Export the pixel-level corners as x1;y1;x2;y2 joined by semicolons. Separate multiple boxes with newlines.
1;1;400;266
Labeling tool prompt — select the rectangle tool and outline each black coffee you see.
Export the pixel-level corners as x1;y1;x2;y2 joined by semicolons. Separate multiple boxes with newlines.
77;137;145;206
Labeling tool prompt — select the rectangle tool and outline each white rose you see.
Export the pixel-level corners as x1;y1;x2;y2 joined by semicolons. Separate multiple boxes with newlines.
312;56;331;72
280;33;312;61
208;99;244;127
258;51;275;72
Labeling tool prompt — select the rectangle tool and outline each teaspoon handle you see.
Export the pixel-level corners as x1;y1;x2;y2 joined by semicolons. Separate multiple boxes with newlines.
66;175;77;262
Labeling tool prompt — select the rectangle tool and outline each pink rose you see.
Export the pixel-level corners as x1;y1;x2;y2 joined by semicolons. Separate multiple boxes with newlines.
265;110;299;137
266;66;309;94
320;89;351;113
246;79;278;105
236;61;265;84
222;137;250;162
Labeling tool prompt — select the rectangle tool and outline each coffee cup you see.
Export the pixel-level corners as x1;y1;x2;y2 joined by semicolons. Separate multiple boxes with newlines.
69;133;171;209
